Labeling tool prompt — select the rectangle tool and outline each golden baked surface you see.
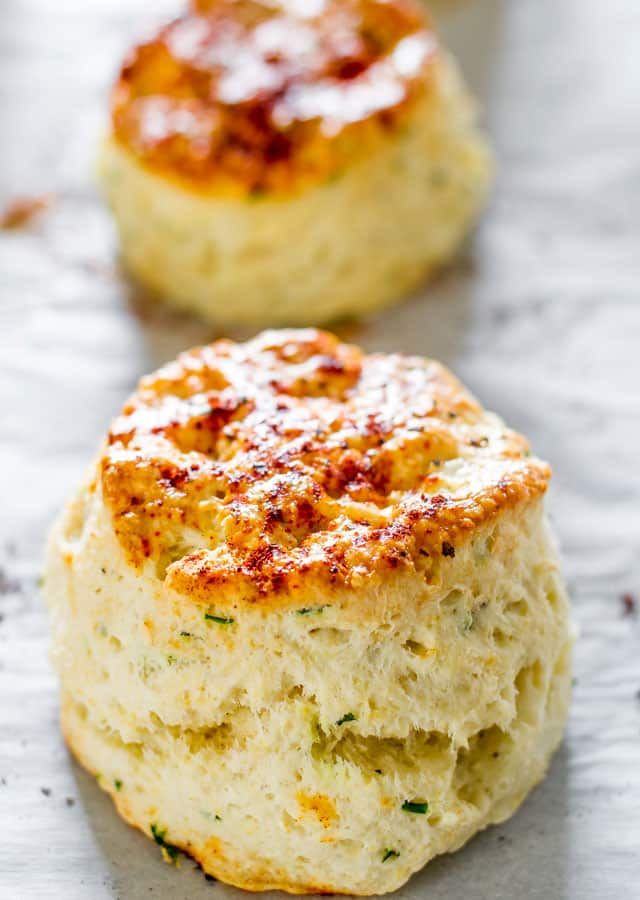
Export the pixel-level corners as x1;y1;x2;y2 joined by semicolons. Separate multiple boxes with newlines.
111;0;436;194
102;329;549;604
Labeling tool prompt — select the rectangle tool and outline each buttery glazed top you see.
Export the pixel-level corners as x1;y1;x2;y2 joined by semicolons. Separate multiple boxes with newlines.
111;0;437;195
101;330;550;607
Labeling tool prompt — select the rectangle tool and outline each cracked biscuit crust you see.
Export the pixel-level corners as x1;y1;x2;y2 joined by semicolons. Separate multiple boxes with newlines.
101;329;550;608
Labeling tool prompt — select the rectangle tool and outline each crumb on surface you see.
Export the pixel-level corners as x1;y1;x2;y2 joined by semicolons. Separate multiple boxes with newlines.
0;193;53;229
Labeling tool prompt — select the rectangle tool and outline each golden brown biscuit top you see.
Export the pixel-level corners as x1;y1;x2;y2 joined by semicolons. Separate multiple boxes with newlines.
100;330;550;607
111;0;437;195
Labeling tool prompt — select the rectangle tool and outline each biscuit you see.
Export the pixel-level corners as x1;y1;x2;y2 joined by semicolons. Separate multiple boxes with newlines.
98;0;491;325
46;329;570;894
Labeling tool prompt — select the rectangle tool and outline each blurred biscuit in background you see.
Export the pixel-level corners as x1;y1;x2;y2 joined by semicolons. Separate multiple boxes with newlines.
99;0;491;326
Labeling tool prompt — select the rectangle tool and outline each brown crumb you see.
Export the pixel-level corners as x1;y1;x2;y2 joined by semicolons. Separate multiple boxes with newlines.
622;592;637;616
65;796;76;807
1;193;53;229
40;787;52;797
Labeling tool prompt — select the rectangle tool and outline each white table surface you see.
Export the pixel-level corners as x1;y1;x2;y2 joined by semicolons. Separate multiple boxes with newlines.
1;0;639;897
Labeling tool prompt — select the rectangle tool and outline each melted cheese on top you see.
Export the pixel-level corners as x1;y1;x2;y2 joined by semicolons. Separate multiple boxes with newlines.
111;0;437;195
101;329;550;606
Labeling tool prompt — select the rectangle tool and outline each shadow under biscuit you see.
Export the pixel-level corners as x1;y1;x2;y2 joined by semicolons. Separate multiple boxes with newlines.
70;757;237;900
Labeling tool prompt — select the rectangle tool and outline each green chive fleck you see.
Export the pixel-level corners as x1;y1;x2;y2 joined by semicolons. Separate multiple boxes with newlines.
114;779;122;791
336;712;357;726
382;849;400;863
401;801;429;815
167;654;177;665
204;613;235;625
150;823;180;862
179;631;193;638
296;605;328;616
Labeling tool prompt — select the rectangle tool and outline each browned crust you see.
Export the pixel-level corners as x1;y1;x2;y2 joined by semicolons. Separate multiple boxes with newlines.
110;0;438;196
99;329;550;609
